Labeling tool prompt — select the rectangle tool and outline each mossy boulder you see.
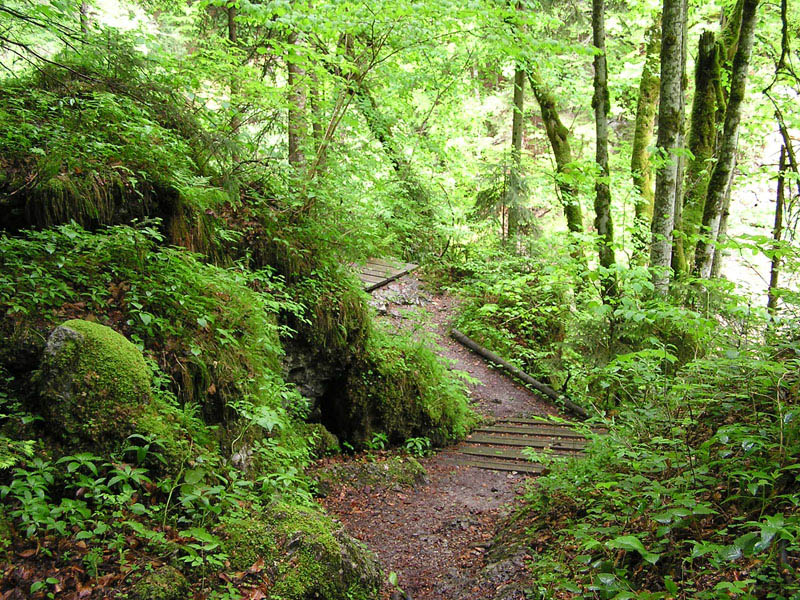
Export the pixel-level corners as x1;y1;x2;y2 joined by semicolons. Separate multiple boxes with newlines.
129;565;188;600
222;503;381;599
312;455;427;497
35;319;152;450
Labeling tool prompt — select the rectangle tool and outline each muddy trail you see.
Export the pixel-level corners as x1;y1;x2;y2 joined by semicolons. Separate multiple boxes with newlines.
317;276;559;599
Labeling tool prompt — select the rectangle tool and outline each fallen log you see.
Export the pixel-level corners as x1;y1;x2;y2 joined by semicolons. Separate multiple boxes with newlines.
450;328;589;420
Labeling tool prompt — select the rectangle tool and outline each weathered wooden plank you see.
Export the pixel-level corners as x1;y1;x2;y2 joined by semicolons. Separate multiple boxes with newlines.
466;434;586;451
497;418;607;433
463;445;577;458
476;425;590;439
453;458;544;475
356;258;418;292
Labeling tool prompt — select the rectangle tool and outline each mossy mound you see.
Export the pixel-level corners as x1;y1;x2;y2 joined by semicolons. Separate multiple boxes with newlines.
322;328;473;448
35;319;152;449
222;503;381;599
312;455;427;497
130;565;189;600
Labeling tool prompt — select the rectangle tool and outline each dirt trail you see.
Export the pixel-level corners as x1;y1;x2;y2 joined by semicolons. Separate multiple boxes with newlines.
318;276;557;599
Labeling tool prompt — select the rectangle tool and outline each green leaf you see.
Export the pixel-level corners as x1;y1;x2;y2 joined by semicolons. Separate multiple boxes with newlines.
607;535;660;564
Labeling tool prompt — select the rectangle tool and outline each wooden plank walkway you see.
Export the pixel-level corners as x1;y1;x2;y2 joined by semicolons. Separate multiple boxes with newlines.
356;258;418;292
454;418;603;475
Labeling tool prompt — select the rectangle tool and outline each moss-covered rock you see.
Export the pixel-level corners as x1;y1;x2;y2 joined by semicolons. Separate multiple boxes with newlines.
129;565;189;600
304;423;341;458
312;454;427;497
35;319;152;449
222;502;381;599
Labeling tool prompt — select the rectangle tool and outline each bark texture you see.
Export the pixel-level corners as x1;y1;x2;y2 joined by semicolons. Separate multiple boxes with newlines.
681;32;723;270
287;33;308;168
694;0;760;278
631;15;661;261
527;67;584;234
649;0;686;294
767;147;786;314
507;64;526;238
592;0;616;296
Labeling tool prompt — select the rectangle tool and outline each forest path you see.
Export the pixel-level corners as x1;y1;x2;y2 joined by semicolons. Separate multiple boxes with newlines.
318;275;558;599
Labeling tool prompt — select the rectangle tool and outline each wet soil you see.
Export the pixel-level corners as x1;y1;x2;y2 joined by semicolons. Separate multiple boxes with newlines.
318;276;558;599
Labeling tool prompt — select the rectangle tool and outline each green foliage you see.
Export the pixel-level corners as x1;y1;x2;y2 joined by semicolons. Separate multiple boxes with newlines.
330;324;474;448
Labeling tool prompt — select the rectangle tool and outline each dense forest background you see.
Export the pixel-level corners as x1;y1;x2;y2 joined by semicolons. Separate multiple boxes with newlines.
0;0;798;598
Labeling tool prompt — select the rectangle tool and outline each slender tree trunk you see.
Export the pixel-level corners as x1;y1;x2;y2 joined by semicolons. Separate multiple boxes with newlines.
80;2;90;34
592;0;616;297
670;0;689;274
694;0;760;278
680;32;723;269
649;0;687;294
710;172;734;277
631;15;661;262
507;64;525;238
287;33;308;168
768;146;786;314
527;67;584;234
228;6;241;163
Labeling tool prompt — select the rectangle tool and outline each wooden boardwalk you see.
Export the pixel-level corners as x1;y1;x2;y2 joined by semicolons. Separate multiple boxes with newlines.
454;418;604;474
356;257;417;292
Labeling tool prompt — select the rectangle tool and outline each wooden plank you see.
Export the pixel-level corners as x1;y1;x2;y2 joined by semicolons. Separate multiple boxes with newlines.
357;273;386;283
453;458;544;475
364;257;410;269
461;446;532;460
466;434;586;451
360;267;396;278
476;425;590;439
497;418;607;433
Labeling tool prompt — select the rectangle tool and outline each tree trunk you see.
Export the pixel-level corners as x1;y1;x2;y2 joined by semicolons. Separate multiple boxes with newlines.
527;67;584;235
670;0;689;274
228;6;241;163
80;2;90;34
693;0;759;279
710;172;733;277
767;146;786;314
592;0;616;297
507;64;525;238
287;33;307;168
631;14;661;262
680;32;723;270
649;0;687;294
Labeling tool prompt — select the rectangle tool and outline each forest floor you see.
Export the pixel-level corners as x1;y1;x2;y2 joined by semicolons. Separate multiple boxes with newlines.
317;276;558;600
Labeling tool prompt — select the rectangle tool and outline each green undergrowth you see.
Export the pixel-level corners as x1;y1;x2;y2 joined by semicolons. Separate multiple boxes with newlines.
325;324;475;448
501;340;800;599
0;39;228;255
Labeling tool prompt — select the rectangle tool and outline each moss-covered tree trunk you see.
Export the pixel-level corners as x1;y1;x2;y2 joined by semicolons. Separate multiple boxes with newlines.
287;32;307;169
649;0;686;294
767;146;786;314
694;0;759;279
592;0;616;297
507;64;526;238
680;32;723;271
631;15;661;262
527;67;584;235
670;0;689;275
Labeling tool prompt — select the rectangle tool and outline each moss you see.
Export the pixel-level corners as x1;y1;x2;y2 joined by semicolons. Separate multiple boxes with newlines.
129;565;188;600
312;455;427;497
322;329;473;448
221;503;381;600
35;319;151;450
302;423;341;458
